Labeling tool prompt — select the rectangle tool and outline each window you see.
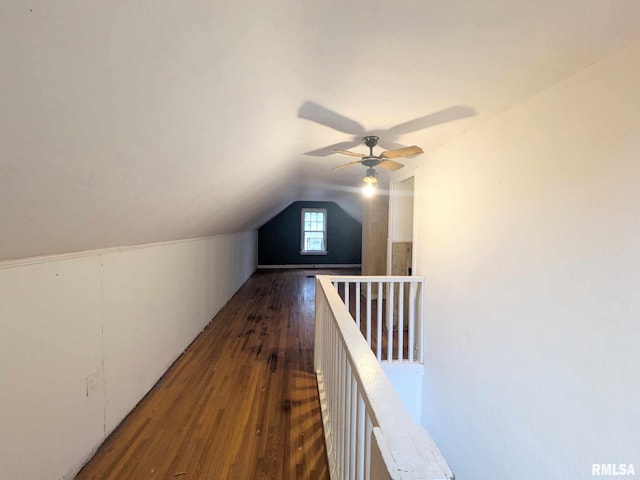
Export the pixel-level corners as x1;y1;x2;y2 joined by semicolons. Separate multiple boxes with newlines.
301;208;327;254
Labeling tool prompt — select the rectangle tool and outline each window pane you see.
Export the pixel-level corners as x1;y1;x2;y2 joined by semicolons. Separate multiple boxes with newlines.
304;232;324;251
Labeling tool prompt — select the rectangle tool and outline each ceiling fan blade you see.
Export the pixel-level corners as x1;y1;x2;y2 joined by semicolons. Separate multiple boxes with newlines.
298;102;366;135
378;159;405;171
333;149;366;158
331;160;363;170
380;145;423;159
304;141;361;157
389;106;476;135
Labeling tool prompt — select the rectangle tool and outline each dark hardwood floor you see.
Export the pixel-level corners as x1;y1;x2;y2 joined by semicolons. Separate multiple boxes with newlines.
75;269;351;480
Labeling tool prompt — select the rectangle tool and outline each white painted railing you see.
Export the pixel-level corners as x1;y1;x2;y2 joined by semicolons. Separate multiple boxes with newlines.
329;275;424;364
315;275;454;480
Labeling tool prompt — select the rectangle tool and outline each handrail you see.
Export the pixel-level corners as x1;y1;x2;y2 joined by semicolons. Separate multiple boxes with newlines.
315;275;454;480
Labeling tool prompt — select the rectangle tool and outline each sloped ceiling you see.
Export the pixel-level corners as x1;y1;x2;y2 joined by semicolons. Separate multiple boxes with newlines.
2;0;640;260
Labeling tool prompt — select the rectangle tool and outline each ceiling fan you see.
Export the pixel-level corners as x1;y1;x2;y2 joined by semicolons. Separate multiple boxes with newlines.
330;135;423;197
298;102;476;157
298;102;474;197
331;135;423;172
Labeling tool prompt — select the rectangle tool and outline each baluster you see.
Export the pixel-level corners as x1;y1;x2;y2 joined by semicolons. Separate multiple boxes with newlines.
366;282;372;348
344;281;350;313
364;414;373;480
376;282;382;361
337;346;344;476
418;281;424;362
329;321;336;458
409;281;416;363
350;376;357;480
317;295;324;369
398;281;404;361
357;394;366;480
335;329;341;463
355;282;361;328
322;302;327;367
344;362;352;480
387;282;394;361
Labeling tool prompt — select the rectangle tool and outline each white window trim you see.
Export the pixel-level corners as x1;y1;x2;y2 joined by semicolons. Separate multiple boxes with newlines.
300;208;328;255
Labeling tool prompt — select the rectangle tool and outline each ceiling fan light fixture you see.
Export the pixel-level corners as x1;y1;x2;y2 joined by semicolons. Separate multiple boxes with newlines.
362;168;378;197
363;168;377;184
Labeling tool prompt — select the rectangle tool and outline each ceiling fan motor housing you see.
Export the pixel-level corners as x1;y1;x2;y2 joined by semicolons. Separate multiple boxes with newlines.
363;135;379;148
362;158;381;167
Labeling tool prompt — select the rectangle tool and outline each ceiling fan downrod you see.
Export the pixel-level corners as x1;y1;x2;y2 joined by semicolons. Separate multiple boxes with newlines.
363;135;379;157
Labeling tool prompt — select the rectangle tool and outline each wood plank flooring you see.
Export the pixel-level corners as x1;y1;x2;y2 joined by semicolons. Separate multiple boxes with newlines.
75;269;352;480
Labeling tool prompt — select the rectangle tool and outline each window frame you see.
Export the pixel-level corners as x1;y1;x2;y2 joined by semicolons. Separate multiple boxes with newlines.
300;208;328;255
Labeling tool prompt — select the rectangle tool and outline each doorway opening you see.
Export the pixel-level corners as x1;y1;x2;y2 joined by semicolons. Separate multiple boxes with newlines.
388;176;415;277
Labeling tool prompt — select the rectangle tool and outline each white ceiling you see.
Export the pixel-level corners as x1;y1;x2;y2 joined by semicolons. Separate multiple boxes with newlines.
2;0;640;260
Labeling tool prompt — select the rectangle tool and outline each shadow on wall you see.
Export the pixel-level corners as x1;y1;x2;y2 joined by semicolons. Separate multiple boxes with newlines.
258;201;362;266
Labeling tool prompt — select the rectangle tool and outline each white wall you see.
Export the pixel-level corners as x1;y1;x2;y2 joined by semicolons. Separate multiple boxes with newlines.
411;40;640;479
0;231;257;480
381;363;423;424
